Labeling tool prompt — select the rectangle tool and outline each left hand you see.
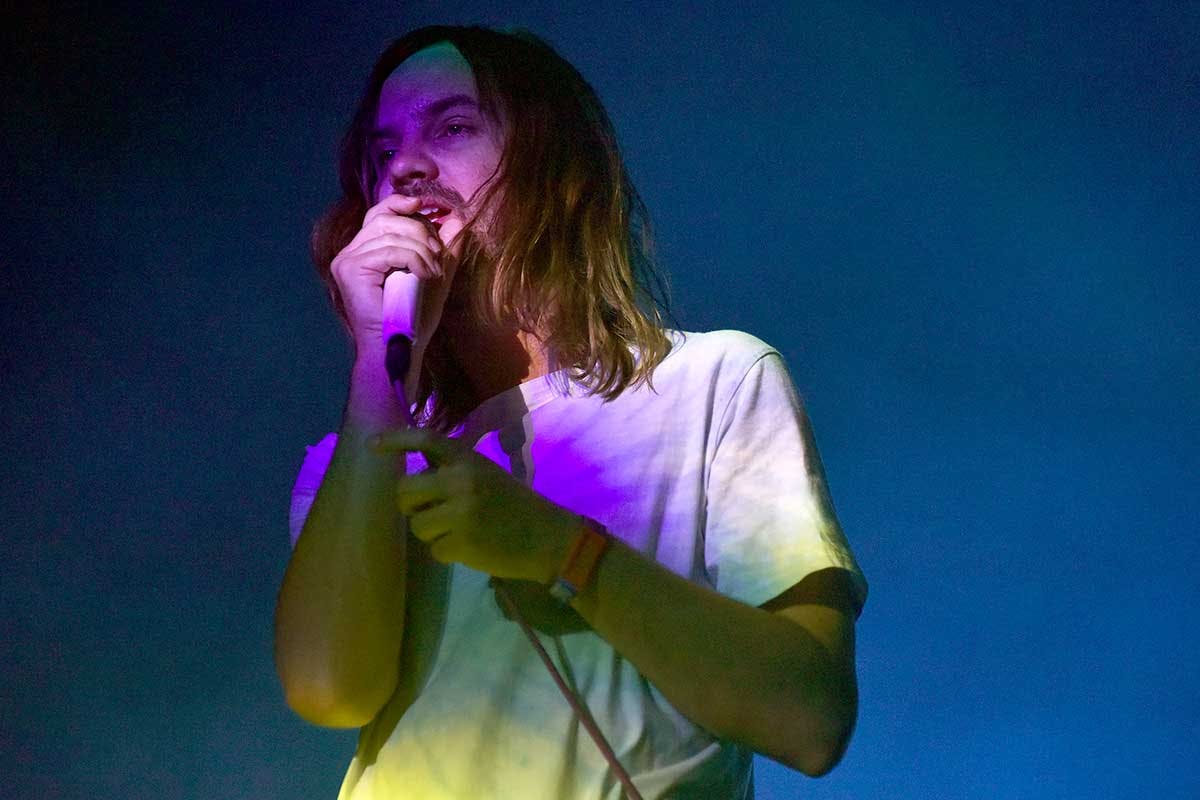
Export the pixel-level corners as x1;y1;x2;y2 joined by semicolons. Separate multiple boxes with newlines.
368;428;578;582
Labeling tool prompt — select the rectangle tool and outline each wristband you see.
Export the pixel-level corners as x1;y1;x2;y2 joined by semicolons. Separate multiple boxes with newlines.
548;519;611;605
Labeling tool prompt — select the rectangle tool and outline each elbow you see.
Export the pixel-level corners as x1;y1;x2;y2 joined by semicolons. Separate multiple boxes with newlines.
771;686;857;778
274;638;396;729
793;733;850;778
280;677;387;729
795;704;856;778
776;718;853;778
273;605;399;728
752;710;854;777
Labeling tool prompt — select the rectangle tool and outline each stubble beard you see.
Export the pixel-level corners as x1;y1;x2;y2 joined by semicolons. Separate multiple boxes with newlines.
441;224;501;326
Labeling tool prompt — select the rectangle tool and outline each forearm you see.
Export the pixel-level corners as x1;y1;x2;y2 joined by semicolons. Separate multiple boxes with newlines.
358;423;858;770
570;538;856;775
274;353;411;727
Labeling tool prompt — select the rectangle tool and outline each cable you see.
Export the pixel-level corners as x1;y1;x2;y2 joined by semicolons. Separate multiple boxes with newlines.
492;581;645;800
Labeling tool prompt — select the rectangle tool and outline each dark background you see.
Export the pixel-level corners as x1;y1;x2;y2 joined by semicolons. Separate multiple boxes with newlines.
3;1;1197;797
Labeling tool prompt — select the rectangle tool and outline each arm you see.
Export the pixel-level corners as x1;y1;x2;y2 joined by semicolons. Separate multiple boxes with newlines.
273;351;412;728
371;429;861;776
274;193;450;728
571;548;858;777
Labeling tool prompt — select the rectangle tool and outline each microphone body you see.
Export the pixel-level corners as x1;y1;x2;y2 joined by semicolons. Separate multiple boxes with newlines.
381;267;425;344
381;269;423;403
380;212;458;407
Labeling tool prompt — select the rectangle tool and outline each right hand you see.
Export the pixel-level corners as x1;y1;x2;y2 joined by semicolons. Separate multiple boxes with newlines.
330;194;447;353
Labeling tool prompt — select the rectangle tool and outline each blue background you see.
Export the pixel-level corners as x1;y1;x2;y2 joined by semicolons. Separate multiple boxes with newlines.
4;1;1197;797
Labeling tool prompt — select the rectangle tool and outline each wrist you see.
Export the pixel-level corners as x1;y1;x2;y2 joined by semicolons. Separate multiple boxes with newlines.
345;351;410;431
351;336;389;373
546;517;611;605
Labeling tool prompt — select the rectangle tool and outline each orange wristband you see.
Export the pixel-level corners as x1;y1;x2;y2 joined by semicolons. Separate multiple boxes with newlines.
549;519;610;604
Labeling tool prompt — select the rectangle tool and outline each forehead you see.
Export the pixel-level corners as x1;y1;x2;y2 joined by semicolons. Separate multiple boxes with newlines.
377;42;479;119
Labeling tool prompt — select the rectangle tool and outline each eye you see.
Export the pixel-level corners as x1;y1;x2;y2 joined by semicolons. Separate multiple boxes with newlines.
377;148;397;164
439;120;476;139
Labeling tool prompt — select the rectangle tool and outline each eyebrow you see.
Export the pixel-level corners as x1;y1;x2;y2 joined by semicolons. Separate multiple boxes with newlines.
368;94;480;139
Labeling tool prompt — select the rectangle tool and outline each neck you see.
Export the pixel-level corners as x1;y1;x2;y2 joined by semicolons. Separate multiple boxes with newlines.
440;310;550;408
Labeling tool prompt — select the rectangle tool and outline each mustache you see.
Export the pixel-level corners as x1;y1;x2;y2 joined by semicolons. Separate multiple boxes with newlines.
391;180;467;210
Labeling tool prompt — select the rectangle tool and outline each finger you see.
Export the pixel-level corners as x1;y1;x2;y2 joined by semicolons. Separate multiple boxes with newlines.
352;236;444;279
369;428;470;467
408;502;455;545
343;219;446;262
395;471;449;515
338;244;441;283
428;534;458;565
381;214;444;249
363;193;424;227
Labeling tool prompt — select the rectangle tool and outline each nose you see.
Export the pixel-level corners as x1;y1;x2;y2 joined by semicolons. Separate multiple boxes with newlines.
385;144;438;190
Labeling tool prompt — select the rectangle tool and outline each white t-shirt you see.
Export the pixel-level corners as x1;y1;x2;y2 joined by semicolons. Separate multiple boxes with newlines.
289;330;867;800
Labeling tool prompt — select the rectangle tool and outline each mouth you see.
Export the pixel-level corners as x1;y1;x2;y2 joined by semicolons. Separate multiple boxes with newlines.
416;203;454;230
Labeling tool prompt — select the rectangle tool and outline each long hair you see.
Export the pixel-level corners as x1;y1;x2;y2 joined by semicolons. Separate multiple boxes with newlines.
311;25;672;430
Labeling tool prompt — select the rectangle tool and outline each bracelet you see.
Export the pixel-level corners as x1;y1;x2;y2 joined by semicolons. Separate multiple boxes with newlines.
548;518;611;605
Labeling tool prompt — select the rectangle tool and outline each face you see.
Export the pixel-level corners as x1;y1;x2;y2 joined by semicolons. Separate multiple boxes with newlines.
370;42;505;237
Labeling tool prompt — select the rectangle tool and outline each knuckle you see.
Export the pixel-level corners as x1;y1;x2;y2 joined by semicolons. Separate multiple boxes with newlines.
411;517;433;541
379;245;411;267
330;257;351;283
430;540;450;563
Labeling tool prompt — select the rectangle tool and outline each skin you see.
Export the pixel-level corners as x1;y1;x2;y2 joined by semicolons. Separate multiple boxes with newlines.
274;41;859;777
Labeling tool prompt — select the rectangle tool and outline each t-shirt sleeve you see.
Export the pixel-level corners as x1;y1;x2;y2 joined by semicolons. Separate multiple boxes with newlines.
704;352;867;613
288;432;338;548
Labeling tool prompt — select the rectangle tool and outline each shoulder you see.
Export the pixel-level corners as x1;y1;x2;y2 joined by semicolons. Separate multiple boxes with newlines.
667;328;778;358
618;329;793;420
656;329;784;383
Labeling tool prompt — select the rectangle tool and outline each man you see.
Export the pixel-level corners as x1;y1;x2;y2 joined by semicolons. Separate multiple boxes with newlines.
275;25;867;799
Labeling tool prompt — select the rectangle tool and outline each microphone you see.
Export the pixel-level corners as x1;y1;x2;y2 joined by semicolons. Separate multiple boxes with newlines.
382;268;424;403
380;228;456;404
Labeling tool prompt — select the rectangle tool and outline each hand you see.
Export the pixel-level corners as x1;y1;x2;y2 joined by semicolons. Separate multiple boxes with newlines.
369;428;579;583
330;194;457;352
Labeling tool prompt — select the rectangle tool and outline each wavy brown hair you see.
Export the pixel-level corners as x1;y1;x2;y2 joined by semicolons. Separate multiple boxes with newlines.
311;25;672;430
